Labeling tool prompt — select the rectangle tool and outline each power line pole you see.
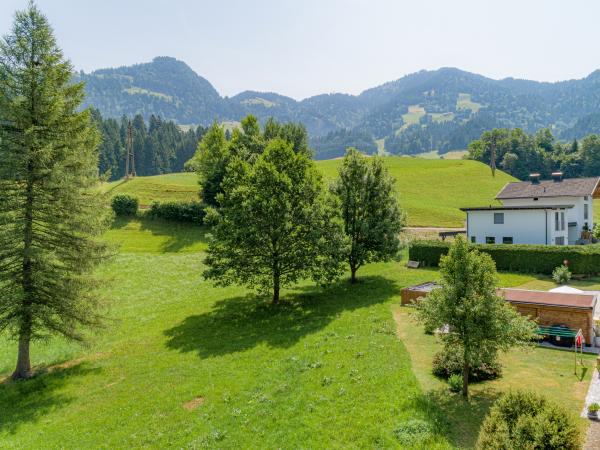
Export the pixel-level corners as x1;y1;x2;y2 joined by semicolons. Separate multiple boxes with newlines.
124;119;135;179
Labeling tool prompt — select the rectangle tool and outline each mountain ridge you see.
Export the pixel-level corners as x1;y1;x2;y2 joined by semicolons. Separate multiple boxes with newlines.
79;56;600;158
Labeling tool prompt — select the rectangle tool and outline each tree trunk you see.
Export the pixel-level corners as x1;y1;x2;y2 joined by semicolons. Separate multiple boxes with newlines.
272;272;280;305
350;265;358;284
12;331;31;380
462;361;469;398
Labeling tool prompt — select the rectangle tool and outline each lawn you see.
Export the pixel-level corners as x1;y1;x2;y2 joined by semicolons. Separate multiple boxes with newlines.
318;158;514;227
1;216;593;448
0;220;456;448
102;172;199;207
393;305;596;448
104;158;516;227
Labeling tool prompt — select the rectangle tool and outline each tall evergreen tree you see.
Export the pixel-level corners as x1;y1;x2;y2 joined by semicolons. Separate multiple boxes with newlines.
0;3;112;379
332;148;405;283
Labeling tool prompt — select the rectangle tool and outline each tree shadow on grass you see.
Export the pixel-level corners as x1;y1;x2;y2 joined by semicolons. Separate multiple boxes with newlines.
164;275;400;358
0;363;101;434
111;216;210;253
416;387;499;448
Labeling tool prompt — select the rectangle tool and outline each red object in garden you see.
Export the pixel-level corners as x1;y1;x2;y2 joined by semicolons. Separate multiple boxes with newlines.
576;334;582;347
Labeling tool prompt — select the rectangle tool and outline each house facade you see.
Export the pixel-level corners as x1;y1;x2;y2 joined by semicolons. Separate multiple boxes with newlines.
462;173;600;245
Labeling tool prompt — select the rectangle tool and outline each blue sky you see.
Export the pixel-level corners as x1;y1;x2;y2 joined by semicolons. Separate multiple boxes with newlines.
2;0;600;99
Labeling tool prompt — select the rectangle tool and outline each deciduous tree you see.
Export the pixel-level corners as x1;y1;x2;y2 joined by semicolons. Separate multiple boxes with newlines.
416;237;535;397
332;148;405;283
0;3;112;380
204;139;347;304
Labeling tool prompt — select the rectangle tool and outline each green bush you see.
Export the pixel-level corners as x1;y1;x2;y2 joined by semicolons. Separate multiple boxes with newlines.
447;374;462;393
394;419;434;446
409;239;600;275
111;194;138;216
146;201;205;224
476;391;581;450
552;264;572;284
432;345;502;381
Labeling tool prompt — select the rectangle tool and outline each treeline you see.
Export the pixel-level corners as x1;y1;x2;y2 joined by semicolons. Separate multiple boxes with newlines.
384;112;496;156
467;128;600;180
310;128;377;159
91;109;206;180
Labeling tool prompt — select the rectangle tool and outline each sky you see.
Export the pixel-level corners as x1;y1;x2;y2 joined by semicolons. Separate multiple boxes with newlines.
2;0;600;100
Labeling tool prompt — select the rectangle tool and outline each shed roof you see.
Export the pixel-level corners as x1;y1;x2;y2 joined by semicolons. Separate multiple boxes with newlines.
498;288;596;309
496;177;600;200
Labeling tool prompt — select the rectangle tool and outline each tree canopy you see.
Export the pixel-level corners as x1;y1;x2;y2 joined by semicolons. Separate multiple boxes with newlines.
416;237;536;397
467;127;600;180
203;139;347;304
332;148;405;283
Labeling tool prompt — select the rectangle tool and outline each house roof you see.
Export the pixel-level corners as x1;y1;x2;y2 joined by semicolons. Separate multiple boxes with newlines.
498;288;596;309
460;205;574;212
496;177;600;200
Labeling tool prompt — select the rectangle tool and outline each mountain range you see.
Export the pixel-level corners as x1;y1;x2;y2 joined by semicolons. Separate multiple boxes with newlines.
79;56;600;159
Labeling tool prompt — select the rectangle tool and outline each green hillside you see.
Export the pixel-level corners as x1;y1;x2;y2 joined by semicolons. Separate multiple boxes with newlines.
105;158;515;227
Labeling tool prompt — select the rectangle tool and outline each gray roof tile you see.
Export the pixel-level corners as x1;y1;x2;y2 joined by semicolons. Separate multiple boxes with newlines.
496;177;600;199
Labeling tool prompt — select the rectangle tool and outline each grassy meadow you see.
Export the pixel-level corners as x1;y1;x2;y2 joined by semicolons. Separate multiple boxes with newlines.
105;158;516;227
0;213;594;448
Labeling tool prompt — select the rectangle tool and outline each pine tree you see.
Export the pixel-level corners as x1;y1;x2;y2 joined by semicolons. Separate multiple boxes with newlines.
0;3;112;380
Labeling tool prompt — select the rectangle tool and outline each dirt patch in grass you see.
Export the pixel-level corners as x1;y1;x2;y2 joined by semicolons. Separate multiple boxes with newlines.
182;396;205;411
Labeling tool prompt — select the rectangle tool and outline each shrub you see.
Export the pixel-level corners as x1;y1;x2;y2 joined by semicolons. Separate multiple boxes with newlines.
589;402;600;413
476;391;581;450
394;419;434;446
146;201;205;224
409;239;600;275
552;264;572;284
111;194;138;216
432;345;502;381
447;374;462;393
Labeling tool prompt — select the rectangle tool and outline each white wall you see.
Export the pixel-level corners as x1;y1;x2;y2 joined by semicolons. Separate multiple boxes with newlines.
502;195;594;244
467;209;550;245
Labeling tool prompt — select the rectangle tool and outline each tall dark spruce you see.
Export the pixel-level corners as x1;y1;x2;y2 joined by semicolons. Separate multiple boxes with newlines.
0;3;111;380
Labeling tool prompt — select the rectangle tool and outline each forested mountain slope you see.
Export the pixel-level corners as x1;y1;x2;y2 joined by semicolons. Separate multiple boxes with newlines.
81;57;600;159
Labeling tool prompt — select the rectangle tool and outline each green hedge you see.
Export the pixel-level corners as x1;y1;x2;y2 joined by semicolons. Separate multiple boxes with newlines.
146;201;205;224
111;194;138;216
408;240;600;274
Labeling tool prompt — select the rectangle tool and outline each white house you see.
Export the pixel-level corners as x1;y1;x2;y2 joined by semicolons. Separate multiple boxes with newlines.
462;173;600;245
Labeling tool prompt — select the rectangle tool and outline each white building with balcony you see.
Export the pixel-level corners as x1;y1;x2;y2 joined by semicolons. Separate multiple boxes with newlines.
462;173;600;245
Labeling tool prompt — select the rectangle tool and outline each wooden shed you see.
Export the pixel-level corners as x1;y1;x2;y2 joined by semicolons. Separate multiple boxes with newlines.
498;288;597;343
400;282;440;305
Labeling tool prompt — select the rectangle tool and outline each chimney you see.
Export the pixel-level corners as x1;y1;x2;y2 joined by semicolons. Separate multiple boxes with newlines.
551;171;563;182
529;173;541;184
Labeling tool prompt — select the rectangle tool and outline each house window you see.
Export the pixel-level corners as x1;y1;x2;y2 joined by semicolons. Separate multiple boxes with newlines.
502;237;513;244
486;236;495;244
585;196;589;201
555;236;565;245
555;212;565;231
584;203;589;220
494;213;504;224
471;236;476;243
533;197;539;201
